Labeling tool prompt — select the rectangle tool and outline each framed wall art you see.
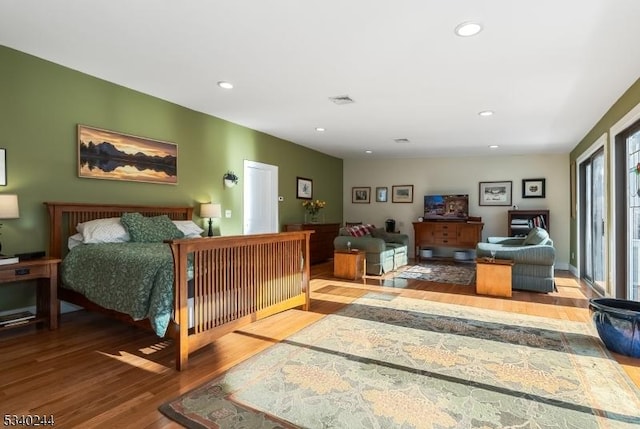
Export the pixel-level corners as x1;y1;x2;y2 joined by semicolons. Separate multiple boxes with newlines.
296;176;313;199
479;181;512;206
78;125;177;184
352;187;371;203
522;178;546;198
375;186;388;202
0;148;6;186
392;185;413;203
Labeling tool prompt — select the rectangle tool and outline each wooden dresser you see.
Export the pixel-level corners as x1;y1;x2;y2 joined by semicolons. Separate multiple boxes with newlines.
412;221;483;260
284;223;341;264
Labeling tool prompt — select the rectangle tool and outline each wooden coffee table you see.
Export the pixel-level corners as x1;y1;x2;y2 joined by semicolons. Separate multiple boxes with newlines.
475;257;514;298
334;250;366;280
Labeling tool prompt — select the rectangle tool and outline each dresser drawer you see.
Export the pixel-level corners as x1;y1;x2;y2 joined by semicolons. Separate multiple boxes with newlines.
0;264;50;281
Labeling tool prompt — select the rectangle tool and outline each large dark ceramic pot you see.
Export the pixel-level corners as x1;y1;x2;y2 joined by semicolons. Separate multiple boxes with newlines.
589;298;640;358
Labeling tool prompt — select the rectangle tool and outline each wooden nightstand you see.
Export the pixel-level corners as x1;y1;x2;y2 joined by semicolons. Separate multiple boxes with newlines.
0;257;61;331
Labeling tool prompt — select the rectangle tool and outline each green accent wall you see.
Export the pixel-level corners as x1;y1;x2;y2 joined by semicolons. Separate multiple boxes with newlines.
0;45;343;311
569;77;640;271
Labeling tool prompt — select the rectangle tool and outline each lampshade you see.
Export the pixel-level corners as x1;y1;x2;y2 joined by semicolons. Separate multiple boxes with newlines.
0;194;19;219
200;203;221;219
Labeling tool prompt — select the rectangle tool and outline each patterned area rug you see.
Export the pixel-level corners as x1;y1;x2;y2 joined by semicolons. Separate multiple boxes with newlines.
394;262;476;285
160;294;640;428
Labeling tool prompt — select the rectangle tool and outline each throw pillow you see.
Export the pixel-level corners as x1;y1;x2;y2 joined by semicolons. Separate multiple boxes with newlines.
346;224;376;237
77;217;130;244
522;227;549;245
121;212;185;243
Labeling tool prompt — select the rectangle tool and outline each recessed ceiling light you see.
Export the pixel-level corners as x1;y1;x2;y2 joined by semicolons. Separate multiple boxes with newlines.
455;22;482;37
478;110;494;117
489;145;499;149
217;81;234;89
365;150;373;154
315;127;325;132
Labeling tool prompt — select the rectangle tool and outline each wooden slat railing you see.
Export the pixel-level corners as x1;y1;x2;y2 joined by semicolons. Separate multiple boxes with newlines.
168;230;312;370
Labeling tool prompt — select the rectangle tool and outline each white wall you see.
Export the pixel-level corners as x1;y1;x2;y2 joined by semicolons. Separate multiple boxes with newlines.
343;153;570;269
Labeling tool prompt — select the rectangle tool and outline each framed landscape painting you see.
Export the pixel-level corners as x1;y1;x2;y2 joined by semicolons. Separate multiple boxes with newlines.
78;125;177;184
479;181;512;206
392;185;413;203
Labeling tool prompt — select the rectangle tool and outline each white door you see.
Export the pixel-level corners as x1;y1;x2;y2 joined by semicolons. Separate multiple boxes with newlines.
243;160;278;234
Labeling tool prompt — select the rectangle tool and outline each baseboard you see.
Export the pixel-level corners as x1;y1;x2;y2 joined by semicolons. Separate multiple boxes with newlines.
568;264;579;278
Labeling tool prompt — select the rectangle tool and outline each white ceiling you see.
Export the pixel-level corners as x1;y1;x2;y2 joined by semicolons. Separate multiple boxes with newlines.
1;1;640;159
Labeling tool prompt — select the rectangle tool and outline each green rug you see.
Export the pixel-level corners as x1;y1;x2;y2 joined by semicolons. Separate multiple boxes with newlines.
394;262;476;285
160;294;640;428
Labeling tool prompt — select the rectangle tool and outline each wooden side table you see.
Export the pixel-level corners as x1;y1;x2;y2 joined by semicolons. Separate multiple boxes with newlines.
475;258;514;298
0;257;61;331
334;250;366;280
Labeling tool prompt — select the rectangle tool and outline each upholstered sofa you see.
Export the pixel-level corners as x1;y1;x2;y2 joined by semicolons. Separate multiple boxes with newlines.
333;224;409;275
475;227;556;293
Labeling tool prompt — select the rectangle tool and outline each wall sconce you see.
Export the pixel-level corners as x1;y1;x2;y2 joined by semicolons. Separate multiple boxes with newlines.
0;194;19;254
200;202;221;237
223;171;239;188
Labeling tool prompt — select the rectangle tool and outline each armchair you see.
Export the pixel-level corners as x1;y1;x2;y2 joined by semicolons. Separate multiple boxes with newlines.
334;224;408;275
475;227;556;293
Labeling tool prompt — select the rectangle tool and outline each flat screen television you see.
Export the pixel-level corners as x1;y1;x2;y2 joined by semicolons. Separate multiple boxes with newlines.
423;194;469;221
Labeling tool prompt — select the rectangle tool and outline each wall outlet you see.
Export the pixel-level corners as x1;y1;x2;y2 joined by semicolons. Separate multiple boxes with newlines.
225;210;232;218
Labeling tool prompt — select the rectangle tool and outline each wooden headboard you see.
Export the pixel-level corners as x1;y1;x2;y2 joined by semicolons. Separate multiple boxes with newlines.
44;202;194;259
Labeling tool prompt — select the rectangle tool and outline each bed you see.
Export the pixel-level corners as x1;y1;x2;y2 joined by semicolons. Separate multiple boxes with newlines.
45;202;312;370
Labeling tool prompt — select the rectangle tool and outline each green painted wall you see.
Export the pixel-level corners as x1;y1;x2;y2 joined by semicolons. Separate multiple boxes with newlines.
569;77;640;271
0;45;343;311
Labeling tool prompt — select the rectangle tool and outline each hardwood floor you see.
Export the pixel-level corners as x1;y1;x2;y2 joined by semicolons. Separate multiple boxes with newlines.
1;262;638;428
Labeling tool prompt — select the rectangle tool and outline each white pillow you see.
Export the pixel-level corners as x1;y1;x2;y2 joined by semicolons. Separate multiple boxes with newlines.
77;217;130;244
173;220;204;238
68;233;84;250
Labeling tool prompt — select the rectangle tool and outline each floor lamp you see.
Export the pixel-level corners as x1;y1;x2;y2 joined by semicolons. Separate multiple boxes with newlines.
200;203;221;237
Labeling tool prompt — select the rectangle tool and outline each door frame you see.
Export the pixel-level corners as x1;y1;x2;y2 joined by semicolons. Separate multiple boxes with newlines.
609;101;640;298
576;133;608;294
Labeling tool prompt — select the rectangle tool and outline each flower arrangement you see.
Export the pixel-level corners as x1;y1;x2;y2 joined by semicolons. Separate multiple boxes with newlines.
302;199;326;216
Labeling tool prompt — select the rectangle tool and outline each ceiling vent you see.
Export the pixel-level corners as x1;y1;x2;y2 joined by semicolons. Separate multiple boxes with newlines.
393;138;411;144
329;95;355;105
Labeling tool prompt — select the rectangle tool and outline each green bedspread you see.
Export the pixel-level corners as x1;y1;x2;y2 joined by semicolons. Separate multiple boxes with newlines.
61;242;179;337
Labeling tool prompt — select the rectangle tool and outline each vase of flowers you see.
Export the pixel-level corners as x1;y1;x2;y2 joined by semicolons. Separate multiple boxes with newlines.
302;199;326;223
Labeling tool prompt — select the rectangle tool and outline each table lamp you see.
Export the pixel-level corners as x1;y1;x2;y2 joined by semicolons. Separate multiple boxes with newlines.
200;203;221;237
0;194;19;254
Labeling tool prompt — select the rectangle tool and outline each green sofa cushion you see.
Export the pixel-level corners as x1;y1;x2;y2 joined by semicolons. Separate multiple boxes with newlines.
522;227;549;245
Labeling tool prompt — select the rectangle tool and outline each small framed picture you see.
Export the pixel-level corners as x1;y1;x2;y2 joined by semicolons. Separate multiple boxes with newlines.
352;187;371;203
479;181;512;206
296;176;313;199
0;148;6;186
375;187;388;202
392;185;413;203
522;178;546;198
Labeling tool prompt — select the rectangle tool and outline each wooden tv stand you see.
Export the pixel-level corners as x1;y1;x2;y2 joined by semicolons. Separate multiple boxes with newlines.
412;221;484;261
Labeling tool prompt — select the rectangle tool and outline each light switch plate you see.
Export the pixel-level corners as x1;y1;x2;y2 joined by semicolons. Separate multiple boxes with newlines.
225;210;232;218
